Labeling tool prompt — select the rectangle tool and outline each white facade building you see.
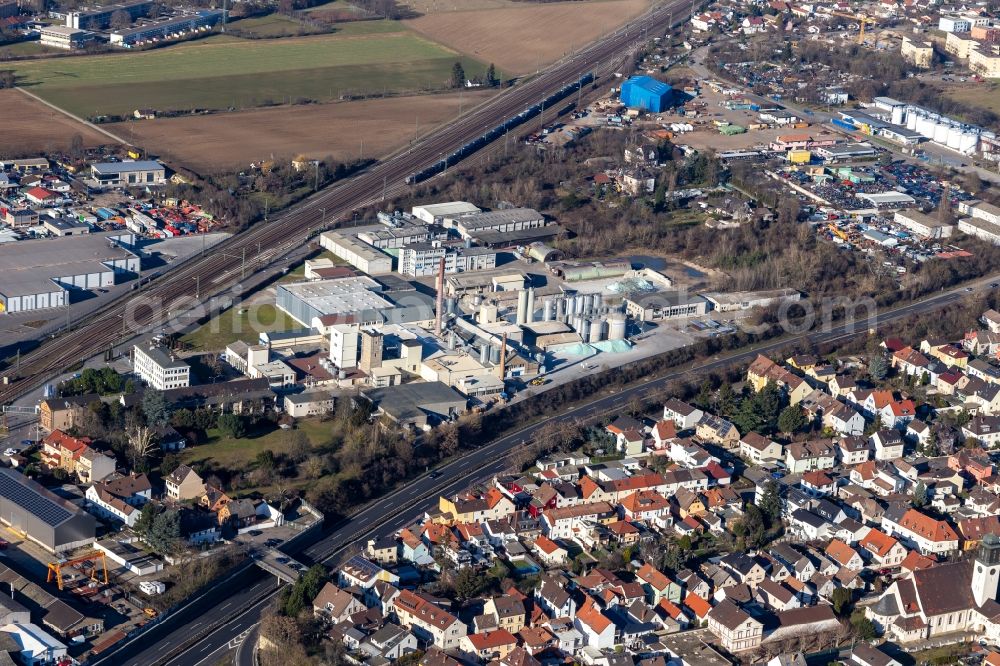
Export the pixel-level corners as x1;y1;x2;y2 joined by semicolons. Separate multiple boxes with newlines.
132;345;190;390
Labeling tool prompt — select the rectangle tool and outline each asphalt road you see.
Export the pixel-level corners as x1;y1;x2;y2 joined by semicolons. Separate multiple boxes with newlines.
105;275;991;666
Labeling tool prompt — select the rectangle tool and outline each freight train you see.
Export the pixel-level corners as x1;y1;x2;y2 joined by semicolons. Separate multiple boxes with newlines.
405;72;595;185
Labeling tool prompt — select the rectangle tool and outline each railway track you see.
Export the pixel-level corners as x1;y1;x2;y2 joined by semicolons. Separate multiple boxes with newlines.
0;1;684;407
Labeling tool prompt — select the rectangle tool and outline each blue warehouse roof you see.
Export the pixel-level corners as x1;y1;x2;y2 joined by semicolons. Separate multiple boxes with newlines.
624;75;672;96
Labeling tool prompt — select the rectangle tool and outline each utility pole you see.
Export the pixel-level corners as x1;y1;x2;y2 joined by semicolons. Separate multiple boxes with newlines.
320;207;327;228
382;175;387;201
241;248;246;280
314;162;319;191
194;276;200;300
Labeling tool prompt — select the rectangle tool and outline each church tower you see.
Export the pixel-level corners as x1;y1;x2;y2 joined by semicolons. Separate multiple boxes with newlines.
973;534;1000;607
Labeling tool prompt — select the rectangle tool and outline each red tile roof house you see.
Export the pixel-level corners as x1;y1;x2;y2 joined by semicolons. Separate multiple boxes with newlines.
25;186;59;206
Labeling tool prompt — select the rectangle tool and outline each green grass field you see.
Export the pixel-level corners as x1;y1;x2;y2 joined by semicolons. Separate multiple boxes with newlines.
225;14;329;37
181;303;297;351
11;31;480;117
182;418;332;469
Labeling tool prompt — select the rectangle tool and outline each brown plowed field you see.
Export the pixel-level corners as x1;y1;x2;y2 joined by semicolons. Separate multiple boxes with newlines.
403;0;650;76
113;90;495;174
0;89;113;156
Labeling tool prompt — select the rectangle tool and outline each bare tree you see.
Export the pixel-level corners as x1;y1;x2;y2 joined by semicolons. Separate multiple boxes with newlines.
126;419;159;471
110;9;132;30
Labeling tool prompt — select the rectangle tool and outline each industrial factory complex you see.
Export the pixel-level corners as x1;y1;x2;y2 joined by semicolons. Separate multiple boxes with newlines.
244;200;802;413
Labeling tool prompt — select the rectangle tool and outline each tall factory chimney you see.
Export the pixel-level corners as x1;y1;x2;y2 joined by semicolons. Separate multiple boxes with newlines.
435;257;445;337
499;332;508;379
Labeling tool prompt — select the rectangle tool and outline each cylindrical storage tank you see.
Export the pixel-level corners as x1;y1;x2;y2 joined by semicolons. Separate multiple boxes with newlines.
490;345;501;364
916;115;935;138
608;314;627;340
575;296;585;315
934;121;951;144
960;130;980;155
592;293;603;312
556;297;566;321
447;297;457;315
573;315;584;333
891;106;904;126
473;294;483;307
906;111;918;131
480;344;490;364
947;126;963;150
543;299;554;321
526;288;536;324
516;289;529;325
589;318;604;343
579;318;591;340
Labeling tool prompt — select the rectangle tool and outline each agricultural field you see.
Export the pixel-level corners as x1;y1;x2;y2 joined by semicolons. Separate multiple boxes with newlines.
940;80;1000;115
224;13;328;37
9;31;482;118
403;0;650;75
113;90;495;173
0;89;111;156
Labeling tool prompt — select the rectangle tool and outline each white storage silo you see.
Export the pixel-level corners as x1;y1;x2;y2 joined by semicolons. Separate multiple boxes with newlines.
960;130;980;155
526;288;535;324
906;111;918;131
891;106;905;126
934;121;951;144
543;299;554;321
516;289;529;325
588;318;604;343
947;125;963;150
917;115;936;138
608;313;627;341
579;318;591;340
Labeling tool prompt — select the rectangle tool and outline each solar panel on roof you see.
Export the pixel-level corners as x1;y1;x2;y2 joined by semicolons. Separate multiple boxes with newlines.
0;469;73;527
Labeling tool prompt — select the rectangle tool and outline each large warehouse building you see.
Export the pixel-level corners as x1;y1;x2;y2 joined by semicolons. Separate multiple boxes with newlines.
0;468;96;553
620;75;673;113
0;232;140;314
276;275;435;331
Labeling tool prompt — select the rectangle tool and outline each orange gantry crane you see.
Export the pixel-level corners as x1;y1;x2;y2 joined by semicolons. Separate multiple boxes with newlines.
830;11;876;44
46;551;109;591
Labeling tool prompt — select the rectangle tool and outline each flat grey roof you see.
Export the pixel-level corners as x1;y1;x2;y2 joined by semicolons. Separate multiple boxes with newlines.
136;345;188;369
362;381;467;422
0;231;137;298
453;208;545;229
91;160;164;175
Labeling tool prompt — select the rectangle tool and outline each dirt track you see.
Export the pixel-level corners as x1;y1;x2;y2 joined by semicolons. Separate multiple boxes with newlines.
113;91;495;174
404;0;650;75
0;89;114;156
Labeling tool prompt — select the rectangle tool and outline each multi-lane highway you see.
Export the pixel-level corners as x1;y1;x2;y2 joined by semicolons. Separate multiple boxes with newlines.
101;275;988;666
0;0;687;408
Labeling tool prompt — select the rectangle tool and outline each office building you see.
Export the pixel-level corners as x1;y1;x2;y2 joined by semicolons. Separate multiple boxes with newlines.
133;345;190;390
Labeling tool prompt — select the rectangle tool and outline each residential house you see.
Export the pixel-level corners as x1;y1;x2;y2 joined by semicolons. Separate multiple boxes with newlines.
881;506;959;556
461;630;518;661
636;563;681;605
532;535;568;567
747;355;810;404
706;599;763;653
165;465;205;502
574;597;615;649
662;399;704;430
740;432;783;464
785;440;836;473
392;589;467;650
695;414;740;447
881;400;917;430
838;436;871;466
872;430;905;461
313;582;365;623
